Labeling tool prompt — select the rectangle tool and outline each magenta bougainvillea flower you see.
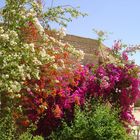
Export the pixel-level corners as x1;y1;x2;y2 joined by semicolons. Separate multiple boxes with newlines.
122;51;128;61
19;62;140;137
17;23;140;137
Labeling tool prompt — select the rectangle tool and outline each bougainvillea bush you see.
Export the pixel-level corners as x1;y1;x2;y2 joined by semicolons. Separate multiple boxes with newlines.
19;41;140;137
86;62;140;127
20;66;87;137
0;0;85;139
84;40;140;130
1;0;140;139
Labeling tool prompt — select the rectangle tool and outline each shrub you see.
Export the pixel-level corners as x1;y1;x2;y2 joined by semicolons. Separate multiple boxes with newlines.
19;132;44;140
0;0;86;137
0;113;18;140
0;113;44;140
49;102;133;140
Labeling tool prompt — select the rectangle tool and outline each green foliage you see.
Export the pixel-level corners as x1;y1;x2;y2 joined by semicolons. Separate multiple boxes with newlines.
135;99;140;107
44;5;87;27
32;136;44;140
19;132;33;140
0;112;44;140
0;113;18;140
19;123;44;140
49;102;133;140
19;132;44;140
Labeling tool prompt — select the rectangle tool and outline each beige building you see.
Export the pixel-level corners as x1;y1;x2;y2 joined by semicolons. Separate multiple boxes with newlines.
63;34;101;64
63;34;116;65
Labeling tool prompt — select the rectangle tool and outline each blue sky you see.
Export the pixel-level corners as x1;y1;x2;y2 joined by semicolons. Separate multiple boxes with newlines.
1;0;140;64
45;0;140;65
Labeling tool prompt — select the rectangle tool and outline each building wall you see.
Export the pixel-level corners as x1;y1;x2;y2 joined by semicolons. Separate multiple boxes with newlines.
63;34;100;65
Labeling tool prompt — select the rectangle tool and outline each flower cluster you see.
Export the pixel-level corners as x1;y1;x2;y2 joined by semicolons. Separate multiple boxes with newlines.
111;40;140;63
19;66;88;137
86;63;140;126
1;0;140;139
0;0;84;98
125;45;140;53
0;26;48;94
0;0;47;96
10;9;86;137
112;40;122;52
18;59;140;137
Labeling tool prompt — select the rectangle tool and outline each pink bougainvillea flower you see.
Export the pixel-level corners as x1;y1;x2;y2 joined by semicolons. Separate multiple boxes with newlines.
112;40;122;52
122;51;128;61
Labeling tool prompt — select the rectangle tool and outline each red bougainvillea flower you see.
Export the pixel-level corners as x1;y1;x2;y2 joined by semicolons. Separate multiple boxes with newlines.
53;105;63;118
